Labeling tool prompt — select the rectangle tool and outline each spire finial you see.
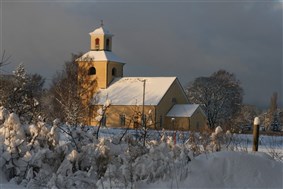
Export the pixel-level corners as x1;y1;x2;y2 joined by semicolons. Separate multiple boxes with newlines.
100;20;104;27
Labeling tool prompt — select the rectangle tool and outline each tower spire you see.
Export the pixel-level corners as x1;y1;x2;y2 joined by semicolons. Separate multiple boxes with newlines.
100;20;104;27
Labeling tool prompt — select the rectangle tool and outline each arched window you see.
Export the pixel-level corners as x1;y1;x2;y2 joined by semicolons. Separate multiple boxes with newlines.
95;38;100;50
112;67;117;76
106;38;110;51
88;67;96;75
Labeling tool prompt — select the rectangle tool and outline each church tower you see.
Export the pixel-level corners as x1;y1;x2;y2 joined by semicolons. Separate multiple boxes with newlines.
76;22;125;91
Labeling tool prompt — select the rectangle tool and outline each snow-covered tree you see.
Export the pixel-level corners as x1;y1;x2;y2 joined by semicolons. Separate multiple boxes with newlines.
1;64;45;123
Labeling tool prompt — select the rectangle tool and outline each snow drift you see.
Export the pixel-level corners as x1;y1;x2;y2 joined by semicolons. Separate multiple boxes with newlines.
141;151;283;188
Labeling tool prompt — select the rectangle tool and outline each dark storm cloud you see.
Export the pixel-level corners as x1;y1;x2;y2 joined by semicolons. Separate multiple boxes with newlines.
1;1;282;108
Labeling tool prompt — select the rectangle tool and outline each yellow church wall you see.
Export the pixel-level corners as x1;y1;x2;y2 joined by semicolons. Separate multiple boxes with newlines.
107;62;124;85
156;79;189;129
77;61;124;89
77;60;109;89
76;62;96;107
89;105;156;128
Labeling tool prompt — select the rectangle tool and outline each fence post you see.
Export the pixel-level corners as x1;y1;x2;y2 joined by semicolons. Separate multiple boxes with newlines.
253;117;260;151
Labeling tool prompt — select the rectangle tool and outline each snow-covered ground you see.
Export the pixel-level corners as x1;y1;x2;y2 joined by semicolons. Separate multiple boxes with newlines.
1;119;282;189
138;151;283;189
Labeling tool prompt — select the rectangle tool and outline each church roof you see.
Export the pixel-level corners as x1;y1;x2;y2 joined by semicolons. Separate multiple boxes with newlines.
89;26;113;36
76;51;125;63
166;104;201;117
92;77;177;106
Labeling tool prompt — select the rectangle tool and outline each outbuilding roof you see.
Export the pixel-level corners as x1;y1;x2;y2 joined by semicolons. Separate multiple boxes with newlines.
76;51;125;63
92;77;177;106
166;104;201;117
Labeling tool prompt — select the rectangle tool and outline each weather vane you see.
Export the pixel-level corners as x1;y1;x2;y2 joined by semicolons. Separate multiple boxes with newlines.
101;20;104;27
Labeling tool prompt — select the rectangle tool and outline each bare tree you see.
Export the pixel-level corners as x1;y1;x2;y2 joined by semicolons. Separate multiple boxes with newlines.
0;50;13;106
0;50;11;69
48;53;97;125
186;70;243;129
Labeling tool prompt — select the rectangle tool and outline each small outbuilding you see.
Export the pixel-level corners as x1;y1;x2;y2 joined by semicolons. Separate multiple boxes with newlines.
166;104;207;131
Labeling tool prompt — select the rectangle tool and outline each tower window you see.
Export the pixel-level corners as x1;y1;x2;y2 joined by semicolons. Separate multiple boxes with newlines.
112;67;117;76
88;67;96;75
106;38;110;51
95;38;100;50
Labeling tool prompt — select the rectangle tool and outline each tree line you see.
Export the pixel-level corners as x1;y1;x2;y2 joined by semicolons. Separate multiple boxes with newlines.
0;52;280;131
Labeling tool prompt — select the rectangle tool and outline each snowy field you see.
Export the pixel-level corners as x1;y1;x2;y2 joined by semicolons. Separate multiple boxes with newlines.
96;127;283;153
1;121;283;189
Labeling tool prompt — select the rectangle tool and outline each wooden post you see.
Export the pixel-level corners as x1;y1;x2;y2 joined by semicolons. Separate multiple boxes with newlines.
253;117;260;151
142;79;146;146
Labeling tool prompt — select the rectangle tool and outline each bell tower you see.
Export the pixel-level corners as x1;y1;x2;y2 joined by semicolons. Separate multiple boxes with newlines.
90;20;113;51
76;22;125;91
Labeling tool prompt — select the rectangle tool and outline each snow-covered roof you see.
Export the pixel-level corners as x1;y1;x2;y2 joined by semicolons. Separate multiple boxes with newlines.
166;104;200;117
76;51;125;63
92;77;177;106
89;26;113;36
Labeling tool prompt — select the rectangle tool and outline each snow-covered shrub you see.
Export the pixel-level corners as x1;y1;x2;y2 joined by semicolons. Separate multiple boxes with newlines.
209;126;223;151
185;130;212;156
0;112;27;183
100;137;191;189
60;123;97;152
27;121;50;151
185;132;203;156
208;126;236;152
264;136;283;161
47;137;124;189
25;148;64;188
185;127;235;155
48;119;60;148
0;106;9;124
0;109;66;187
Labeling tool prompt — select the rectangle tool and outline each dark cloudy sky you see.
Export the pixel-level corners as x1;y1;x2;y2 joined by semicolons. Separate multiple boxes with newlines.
0;1;282;109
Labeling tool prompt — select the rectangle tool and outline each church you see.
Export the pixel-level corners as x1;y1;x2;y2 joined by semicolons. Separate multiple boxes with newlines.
76;23;207;131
